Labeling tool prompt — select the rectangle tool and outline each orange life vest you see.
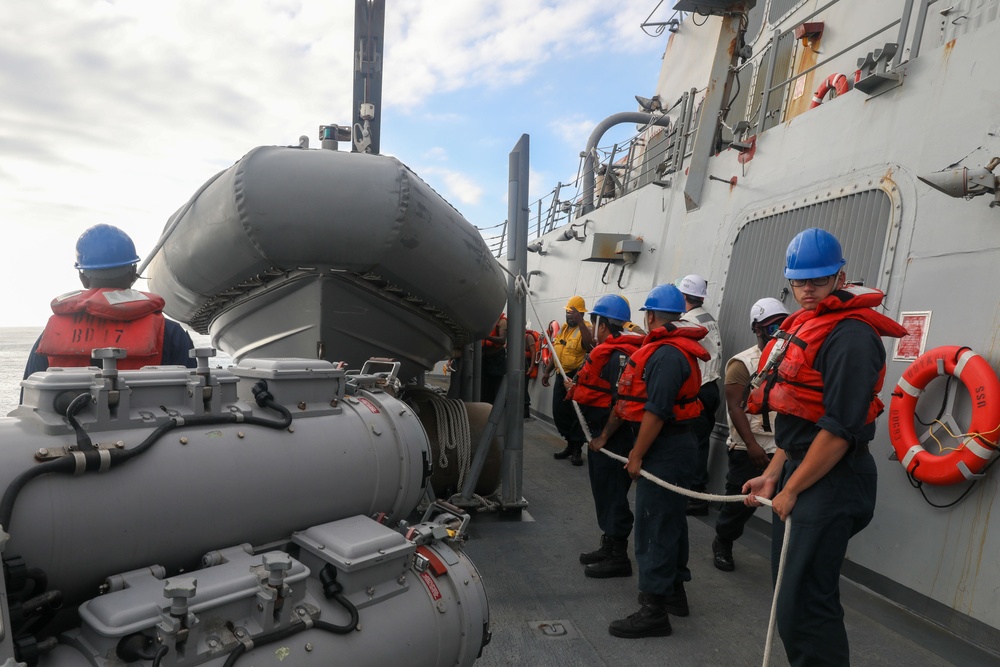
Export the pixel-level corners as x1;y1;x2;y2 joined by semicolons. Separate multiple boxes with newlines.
568;334;643;407
614;322;710;423
541;320;560;367
37;288;166;369
484;314;507;351
746;286;907;425
525;330;540;379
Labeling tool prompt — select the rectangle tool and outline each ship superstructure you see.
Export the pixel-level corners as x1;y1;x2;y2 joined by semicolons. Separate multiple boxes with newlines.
508;0;1000;653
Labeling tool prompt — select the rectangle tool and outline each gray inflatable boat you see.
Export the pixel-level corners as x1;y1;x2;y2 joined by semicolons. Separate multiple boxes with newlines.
146;145;506;377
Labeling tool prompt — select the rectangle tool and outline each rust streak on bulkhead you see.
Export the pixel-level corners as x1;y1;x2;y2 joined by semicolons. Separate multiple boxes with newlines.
881;166;898;194
943;38;957;63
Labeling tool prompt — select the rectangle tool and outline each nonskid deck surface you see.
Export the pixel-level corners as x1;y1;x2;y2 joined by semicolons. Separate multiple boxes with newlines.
464;418;979;667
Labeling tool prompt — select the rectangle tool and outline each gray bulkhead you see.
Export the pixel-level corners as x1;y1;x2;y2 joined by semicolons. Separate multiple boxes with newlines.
522;0;1000;650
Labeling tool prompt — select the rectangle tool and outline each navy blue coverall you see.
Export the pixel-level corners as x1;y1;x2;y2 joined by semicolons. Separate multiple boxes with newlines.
772;319;883;667
634;345;698;597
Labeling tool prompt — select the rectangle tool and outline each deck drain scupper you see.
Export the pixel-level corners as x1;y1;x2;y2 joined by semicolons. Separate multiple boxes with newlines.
528;620;578;640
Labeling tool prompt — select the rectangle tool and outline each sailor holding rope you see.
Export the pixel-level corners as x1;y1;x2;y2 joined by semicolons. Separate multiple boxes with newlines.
743;228;906;666
603;284;710;639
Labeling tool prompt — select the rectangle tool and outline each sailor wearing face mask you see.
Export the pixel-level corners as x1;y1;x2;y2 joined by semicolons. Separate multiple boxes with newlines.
710;297;788;573
542;296;595;466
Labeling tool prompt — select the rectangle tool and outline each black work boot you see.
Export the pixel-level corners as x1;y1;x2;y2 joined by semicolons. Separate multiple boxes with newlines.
663;582;689;617
579;535;613;565
570;442;584;466
585;539;631;578
609;595;672;638
712;536;735;572
553;444;573;460
637;586;688;617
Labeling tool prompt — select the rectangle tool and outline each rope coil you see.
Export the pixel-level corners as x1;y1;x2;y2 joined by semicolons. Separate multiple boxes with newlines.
415;390;500;512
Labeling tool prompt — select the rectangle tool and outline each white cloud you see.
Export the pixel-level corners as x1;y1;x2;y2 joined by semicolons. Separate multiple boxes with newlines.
422;146;448;161
551;115;599;145
419;166;484;206
0;0;667;326
383;0;621;109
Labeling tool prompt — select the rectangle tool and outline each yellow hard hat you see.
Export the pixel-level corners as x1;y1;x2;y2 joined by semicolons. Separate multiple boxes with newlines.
565;295;586;312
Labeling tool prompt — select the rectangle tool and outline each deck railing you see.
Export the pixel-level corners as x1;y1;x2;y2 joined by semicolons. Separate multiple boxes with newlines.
487;0;938;257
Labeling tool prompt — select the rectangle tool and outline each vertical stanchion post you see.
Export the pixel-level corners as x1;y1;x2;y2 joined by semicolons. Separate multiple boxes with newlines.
502;134;530;510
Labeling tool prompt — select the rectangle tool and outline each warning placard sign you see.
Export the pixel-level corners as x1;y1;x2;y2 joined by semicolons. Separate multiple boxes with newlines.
893;311;931;362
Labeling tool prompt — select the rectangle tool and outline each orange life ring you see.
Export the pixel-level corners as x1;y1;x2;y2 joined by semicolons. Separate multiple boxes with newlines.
809;72;851;108
540;320;560;367
887;346;1000;485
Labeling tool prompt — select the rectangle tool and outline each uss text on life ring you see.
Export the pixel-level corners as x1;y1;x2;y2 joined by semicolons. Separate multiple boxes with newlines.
809;72;851;108
887;346;1000;485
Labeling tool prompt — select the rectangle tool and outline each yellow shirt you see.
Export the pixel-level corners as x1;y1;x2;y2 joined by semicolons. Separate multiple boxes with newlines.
554;323;590;372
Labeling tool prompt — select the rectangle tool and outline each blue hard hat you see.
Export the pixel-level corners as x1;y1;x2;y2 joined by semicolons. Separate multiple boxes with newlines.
589;295;631;323
639;284;686;314
75;224;140;271
784;228;845;280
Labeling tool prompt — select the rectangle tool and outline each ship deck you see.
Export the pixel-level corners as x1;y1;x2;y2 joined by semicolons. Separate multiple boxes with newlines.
463;418;993;667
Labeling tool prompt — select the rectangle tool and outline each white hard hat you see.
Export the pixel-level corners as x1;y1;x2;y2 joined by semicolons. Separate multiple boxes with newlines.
677;274;708;299
750;297;789;327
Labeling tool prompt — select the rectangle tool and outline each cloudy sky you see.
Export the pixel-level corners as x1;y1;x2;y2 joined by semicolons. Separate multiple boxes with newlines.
1;0;671;327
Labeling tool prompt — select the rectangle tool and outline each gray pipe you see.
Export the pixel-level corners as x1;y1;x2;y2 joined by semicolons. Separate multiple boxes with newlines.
581;112;672;214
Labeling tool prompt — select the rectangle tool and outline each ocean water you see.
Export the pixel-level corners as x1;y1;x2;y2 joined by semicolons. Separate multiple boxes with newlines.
0;327;224;417
0;328;42;416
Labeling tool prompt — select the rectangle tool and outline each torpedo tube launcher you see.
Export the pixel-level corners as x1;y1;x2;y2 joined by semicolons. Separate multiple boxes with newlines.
0;352;490;666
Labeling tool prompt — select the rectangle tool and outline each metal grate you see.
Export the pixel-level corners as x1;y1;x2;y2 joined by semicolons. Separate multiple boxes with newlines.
717;189;893;362
761;30;796;131
768;0;807;25
746;53;768;134
744;0;767;44
722;64;754;145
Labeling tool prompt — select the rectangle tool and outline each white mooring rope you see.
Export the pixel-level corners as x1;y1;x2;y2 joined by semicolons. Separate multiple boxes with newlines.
420;390;500;512
429;394;472;488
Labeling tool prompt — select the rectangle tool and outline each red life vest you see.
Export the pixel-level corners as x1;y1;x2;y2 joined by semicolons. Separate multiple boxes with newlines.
746;286;908;424
525;330;540;379
614;322;710;423
484;314;507;351
37;288;166;370
568;333;643;407
541;320;560;368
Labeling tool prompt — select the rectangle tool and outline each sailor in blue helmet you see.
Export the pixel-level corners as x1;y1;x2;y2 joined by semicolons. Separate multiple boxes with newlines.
570;295;644;579
600;284;710;639
743;228;906;667
23;224;197;381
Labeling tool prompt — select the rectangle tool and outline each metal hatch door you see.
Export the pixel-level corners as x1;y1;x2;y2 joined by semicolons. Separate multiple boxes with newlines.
718;188;894;358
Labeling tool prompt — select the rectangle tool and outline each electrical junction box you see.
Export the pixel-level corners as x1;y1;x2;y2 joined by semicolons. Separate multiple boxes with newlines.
616;239;643;255
582;233;634;262
674;0;756;13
